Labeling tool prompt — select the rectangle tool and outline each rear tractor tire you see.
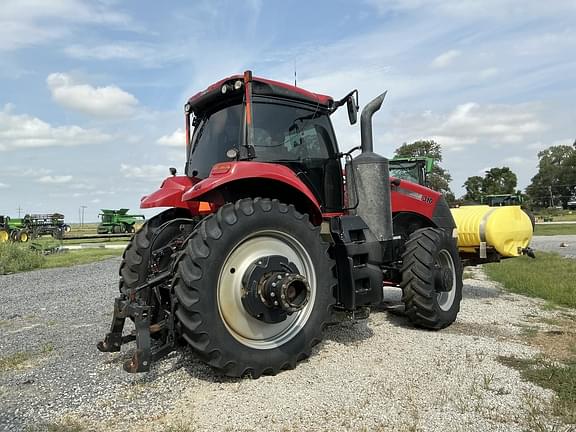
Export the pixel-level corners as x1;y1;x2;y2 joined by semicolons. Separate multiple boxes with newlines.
400;227;462;330
174;198;336;378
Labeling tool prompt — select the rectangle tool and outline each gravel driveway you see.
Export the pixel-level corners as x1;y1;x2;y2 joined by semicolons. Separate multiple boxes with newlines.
531;234;576;259
0;259;571;432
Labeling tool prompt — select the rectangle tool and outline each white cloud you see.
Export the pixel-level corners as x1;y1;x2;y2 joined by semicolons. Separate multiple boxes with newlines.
385;102;546;149
120;163;168;179
431;50;461;68
47;73;139;118
37;175;73;184
479;67;499;79
0;182;9;188
64;42;186;67
157;129;185;147
0;0;135;51
0;104;110;151
368;0;576;18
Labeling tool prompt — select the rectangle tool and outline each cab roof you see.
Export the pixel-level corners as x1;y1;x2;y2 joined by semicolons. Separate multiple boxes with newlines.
187;74;334;114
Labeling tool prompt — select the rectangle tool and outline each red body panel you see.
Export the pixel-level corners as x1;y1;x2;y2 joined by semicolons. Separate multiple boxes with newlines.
390;177;441;218
140;176;199;210
182;162;320;208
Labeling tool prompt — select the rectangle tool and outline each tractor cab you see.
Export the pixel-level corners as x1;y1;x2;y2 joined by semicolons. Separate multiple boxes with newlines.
389;157;434;187
184;73;355;211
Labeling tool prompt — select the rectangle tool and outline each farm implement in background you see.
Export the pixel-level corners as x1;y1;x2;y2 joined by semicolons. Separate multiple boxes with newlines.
97;209;145;234
0;213;70;242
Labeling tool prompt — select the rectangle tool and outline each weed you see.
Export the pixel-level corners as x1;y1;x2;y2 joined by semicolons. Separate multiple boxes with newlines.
26;416;88;432
482;373;494;390
0;351;34;371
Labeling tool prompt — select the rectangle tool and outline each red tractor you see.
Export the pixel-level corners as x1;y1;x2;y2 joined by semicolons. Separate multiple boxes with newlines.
98;71;462;377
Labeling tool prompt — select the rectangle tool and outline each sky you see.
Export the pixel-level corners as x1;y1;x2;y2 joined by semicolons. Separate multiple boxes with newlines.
1;0;575;222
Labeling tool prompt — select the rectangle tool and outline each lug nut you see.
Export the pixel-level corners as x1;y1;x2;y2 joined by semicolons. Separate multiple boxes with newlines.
270;292;276;297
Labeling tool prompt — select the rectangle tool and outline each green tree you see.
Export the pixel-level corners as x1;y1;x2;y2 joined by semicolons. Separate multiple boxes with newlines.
526;143;576;208
394;140;454;201
462;176;484;202
481;167;517;195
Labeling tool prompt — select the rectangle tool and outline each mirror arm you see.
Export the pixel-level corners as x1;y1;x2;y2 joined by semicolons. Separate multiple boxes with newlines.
331;89;358;112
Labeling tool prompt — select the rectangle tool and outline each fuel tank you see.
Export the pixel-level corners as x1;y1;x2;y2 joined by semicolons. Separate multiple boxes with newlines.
450;205;533;257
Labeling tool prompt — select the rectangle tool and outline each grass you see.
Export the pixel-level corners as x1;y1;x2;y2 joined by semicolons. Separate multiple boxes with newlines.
499;356;576;425
486;253;576;427
26;416;88;432
534;224;576;236
0;242;124;274
0;351;35;371
484;252;576;309
42;248;124;269
0;242;45;274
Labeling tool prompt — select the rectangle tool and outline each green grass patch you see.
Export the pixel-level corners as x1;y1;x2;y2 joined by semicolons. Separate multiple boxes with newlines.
42;248;123;269
0;243;45;274
0;242;123;274
0;351;34;371
498;356;576;424
484;252;576;309
26;417;88;432
534;223;576;236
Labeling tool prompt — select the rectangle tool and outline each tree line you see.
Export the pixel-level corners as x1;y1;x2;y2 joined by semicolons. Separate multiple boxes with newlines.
393;139;576;208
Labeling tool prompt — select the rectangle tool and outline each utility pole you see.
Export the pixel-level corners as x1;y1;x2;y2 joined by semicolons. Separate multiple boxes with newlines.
549;185;554;208
81;206;87;227
16;206;23;218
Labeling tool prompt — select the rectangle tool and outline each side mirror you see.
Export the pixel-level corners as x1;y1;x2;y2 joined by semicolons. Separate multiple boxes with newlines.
346;91;359;125
169;167;177;176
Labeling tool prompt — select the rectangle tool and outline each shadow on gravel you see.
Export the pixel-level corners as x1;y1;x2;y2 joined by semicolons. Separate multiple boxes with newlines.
462;281;502;299
323;320;375;345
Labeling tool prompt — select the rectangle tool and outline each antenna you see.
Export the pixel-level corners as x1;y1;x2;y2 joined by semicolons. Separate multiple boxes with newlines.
294;60;297;87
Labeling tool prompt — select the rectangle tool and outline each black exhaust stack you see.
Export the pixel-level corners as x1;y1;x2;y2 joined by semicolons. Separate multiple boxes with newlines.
346;92;393;242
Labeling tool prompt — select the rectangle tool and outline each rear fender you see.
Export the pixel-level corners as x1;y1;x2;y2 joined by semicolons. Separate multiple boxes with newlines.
182;162;323;224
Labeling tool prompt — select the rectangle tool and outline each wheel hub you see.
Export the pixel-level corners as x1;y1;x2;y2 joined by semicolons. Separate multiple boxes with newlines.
434;265;454;292
242;255;311;323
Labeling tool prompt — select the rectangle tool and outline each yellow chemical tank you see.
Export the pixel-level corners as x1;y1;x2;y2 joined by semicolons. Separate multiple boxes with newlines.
450;205;533;257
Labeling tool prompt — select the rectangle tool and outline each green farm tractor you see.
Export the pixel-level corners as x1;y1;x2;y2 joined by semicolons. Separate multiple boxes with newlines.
97;209;145;234
0;215;29;242
389;157;434;186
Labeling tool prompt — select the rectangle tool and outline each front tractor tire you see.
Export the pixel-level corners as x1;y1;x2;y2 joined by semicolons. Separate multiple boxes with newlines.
401;228;463;330
174;198;336;378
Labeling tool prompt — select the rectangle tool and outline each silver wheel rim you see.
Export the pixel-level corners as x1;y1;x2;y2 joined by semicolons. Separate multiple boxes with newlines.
217;230;316;349
436;249;456;311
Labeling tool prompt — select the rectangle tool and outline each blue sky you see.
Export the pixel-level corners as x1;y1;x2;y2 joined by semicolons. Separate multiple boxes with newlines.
1;0;575;222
